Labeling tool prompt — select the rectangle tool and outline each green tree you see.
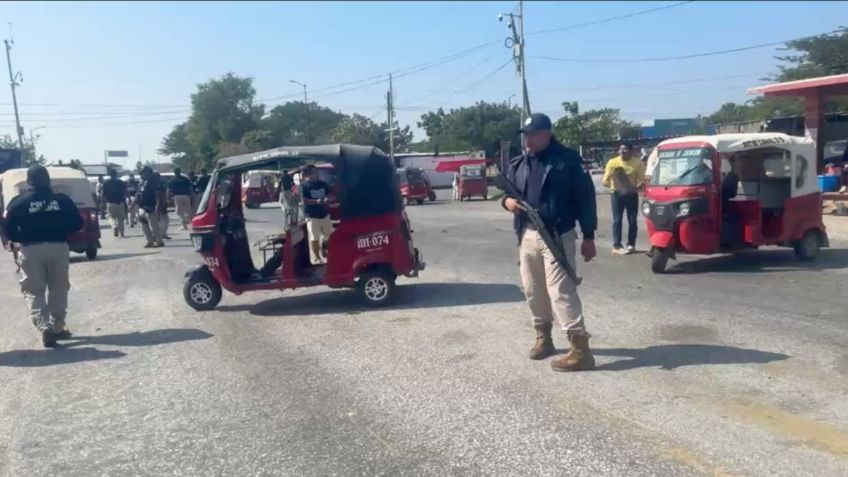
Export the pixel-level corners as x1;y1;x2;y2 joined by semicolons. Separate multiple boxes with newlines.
710;29;848;123
160;73;264;170
261;102;345;146
709;102;756;124
417;102;521;156
240;129;275;151
552;102;635;148
0;134;43;166
330;114;383;146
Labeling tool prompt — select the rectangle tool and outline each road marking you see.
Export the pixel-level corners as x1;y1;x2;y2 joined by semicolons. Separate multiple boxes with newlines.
719;400;848;457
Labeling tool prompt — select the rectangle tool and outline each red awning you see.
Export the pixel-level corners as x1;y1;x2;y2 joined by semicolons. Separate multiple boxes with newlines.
747;73;848;97
434;159;488;173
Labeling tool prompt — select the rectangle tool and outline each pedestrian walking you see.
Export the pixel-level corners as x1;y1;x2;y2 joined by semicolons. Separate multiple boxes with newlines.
125;173;140;227
102;168;128;237
187;170;198;210
452;172;460;201
2;166;84;348
167;168;194;230
195;168;210;196
137;167;165;248
300;165;334;264
95;175;106;219
502;113;598;372
602;143;646;255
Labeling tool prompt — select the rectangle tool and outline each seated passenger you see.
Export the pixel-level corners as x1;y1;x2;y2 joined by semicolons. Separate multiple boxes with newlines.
258;173;303;278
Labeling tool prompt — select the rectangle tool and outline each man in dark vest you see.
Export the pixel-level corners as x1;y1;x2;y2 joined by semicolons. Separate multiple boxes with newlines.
3;166;84;347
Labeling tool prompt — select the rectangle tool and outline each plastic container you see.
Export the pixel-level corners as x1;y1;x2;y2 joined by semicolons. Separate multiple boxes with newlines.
818;175;840;192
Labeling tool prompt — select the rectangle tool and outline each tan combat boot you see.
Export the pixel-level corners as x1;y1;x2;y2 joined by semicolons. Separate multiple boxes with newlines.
550;334;595;372
529;323;555;360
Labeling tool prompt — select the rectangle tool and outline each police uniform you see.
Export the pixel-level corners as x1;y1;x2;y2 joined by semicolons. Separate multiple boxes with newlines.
503;114;598;372
126;176;140;227
2;166;83;347
103;175;128;237
138;169;166;247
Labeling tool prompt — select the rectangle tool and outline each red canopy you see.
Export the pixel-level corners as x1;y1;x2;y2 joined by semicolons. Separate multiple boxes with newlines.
434;159;488;173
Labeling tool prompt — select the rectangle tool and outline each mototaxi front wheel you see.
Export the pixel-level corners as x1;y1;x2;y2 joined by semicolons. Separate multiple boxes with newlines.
183;274;222;311
651;247;670;274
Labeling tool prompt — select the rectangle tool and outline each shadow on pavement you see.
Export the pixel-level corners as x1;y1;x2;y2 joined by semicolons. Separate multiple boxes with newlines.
71;251;159;263
221;282;525;317
594;344;789;371
63;328;213;348
0;348;126;367
667;248;848;274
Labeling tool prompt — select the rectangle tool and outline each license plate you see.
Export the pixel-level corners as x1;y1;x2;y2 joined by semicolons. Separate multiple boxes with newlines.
656;206;666;216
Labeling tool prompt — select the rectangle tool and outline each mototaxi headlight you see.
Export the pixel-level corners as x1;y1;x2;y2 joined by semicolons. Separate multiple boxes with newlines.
678;202;691;217
641;201;652;217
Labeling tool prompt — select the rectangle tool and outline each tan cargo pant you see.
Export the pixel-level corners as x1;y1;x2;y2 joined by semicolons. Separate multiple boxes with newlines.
18;242;71;332
139;209;164;244
519;228;587;336
173;194;192;229
107;202;126;236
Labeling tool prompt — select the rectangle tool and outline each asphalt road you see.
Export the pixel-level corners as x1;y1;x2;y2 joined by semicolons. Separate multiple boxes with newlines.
1;190;847;476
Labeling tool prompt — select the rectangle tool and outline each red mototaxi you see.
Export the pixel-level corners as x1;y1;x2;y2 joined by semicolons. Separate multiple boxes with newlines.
183;144;425;310
456;163;488;201
643;133;828;273
241;170;279;209
0;167;101;260
397;167;433;205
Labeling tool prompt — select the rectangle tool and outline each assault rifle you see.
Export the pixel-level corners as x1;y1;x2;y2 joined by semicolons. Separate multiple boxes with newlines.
494;174;582;285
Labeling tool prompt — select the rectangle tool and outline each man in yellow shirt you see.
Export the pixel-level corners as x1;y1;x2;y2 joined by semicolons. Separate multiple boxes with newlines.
602;143;646;254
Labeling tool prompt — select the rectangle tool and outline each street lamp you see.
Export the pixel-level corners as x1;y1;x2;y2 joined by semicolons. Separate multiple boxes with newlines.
290;79;310;145
507;94;516;108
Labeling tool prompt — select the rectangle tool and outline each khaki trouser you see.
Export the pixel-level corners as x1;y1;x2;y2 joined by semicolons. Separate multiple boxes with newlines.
518;228;587;336
18;242;71;332
159;212;170;238
139;209;164;244
107;202;126;236
173;194;192;229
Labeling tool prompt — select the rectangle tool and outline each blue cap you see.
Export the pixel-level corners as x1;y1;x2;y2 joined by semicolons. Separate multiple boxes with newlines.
519;113;552;134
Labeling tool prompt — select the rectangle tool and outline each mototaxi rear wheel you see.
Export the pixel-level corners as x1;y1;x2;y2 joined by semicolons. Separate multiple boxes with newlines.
357;270;397;307
793;230;820;260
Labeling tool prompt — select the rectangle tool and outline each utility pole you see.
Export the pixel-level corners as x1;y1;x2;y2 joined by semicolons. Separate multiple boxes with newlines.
4;33;24;154
499;1;531;128
290;79;310;145
386;73;396;164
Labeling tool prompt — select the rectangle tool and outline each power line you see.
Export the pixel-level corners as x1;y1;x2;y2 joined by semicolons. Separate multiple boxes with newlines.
531;28;847;64
535;72;769;93
398;54;498;107
260;41;499;105
525;1;694;37
396;57;515;111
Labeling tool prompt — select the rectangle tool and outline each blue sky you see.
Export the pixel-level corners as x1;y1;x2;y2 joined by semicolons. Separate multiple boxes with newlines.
1;1;846;168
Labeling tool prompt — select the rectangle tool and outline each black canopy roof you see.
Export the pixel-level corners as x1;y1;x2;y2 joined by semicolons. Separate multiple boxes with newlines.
217;144;402;218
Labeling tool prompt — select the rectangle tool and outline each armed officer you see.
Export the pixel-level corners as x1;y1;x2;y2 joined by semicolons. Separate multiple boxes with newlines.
502;113;598;372
2;166;83;348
